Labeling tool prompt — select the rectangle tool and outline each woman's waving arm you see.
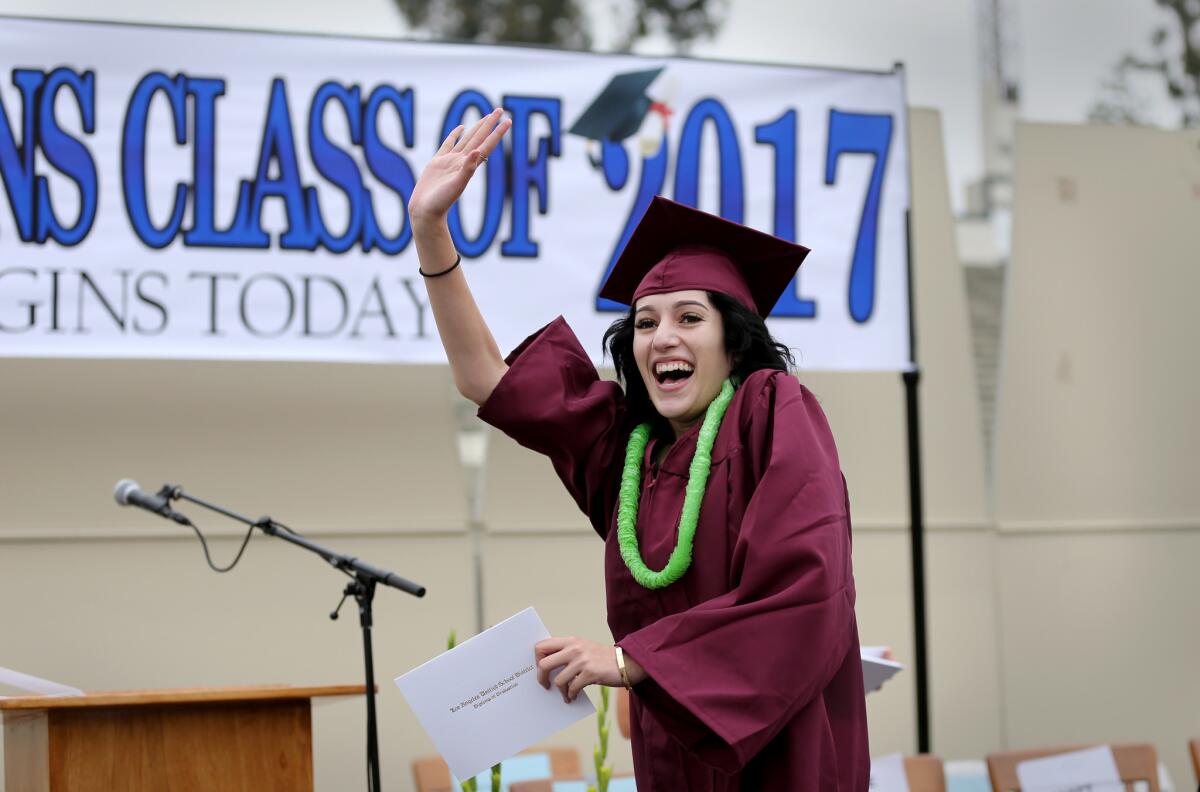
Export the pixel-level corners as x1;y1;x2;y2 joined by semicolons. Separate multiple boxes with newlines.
408;108;512;405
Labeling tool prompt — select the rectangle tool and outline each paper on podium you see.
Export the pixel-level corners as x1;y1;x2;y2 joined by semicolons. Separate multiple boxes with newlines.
394;608;594;780
0;666;84;699
861;646;903;693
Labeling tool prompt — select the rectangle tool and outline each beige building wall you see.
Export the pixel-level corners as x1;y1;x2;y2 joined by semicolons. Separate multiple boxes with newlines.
992;121;1200;787
0;362;473;792
805;108;999;762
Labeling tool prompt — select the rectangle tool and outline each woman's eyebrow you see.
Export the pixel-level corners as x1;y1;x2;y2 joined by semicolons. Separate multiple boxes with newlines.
635;299;708;314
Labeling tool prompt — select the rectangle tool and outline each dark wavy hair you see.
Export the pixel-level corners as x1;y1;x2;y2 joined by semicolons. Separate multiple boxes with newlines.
602;291;795;432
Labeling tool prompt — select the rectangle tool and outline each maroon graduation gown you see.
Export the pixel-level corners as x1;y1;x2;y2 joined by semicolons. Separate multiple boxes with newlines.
479;317;869;790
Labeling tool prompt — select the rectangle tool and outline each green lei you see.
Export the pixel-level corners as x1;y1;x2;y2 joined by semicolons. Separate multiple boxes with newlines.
617;378;735;589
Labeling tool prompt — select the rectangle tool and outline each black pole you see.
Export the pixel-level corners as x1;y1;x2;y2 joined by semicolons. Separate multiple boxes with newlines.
895;60;930;754
903;368;930;753
165;485;424;792
353;578;382;792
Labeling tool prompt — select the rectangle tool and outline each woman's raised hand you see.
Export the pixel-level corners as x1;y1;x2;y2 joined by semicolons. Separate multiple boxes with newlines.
408;108;511;226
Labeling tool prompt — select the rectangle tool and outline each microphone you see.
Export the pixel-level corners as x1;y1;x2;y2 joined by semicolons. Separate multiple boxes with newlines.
113;479;191;525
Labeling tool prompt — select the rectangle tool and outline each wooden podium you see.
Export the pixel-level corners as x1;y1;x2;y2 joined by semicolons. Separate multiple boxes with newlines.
0;684;366;792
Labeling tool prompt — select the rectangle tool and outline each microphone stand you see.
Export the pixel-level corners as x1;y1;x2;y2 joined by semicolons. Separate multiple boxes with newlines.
163;484;425;792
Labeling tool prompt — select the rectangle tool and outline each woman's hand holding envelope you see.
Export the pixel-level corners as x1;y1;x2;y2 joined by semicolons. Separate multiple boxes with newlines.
534;637;647;703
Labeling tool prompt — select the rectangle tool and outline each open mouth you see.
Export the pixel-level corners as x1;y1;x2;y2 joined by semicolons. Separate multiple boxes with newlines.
654;361;695;387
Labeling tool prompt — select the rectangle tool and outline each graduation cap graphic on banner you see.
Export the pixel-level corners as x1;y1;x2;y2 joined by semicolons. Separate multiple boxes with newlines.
568;67;667;143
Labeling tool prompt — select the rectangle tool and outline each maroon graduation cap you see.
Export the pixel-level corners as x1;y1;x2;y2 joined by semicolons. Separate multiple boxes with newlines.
598;196;810;318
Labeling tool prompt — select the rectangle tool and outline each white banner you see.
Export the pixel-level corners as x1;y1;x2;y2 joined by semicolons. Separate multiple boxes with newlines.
0;17;911;370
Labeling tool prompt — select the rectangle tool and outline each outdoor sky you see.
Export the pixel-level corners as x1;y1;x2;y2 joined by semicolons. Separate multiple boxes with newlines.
0;0;1173;212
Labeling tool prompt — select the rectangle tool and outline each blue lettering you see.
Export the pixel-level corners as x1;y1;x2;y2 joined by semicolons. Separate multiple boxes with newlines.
595;135;668;312
825;109;893;323
600;139;628;191
36;69;97;246
228;79;317;250
308;82;365;254
362;85;416;255
0;71;44;242
182;76;255;247
182;77;254;247
755;109;815;318
500;95;560;258
674;98;743;222
123;72;187;249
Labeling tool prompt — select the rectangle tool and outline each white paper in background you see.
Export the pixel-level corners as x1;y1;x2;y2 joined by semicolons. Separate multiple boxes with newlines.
394;608;594;780
455;753;550;790
870;752;912;792
1156;761;1175;792
0;666;84;699
553;780;638;792
861;648;903;694
944;759;992;792
1016;746;1124;792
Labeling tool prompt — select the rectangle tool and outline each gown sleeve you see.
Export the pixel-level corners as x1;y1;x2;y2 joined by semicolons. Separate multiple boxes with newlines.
477;316;627;537
616;370;858;773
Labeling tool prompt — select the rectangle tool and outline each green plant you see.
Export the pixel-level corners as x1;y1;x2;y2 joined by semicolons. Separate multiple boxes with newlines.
588;686;613;792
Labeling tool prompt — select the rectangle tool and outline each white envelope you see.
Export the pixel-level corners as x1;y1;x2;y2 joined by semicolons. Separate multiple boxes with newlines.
394;607;595;780
861;647;903;694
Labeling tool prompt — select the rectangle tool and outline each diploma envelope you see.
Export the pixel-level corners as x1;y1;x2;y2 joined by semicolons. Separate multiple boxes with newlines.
861;646;903;694
394;607;594;780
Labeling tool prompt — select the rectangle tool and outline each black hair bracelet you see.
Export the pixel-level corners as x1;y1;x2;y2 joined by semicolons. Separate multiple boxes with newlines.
419;254;462;278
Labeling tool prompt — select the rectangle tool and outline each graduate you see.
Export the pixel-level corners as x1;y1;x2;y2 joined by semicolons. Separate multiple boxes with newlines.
409;108;869;790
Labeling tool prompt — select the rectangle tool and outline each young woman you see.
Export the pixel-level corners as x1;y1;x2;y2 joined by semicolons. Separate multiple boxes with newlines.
409;108;868;790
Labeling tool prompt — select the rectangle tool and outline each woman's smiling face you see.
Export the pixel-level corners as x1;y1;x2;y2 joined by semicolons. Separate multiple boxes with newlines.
633;289;732;439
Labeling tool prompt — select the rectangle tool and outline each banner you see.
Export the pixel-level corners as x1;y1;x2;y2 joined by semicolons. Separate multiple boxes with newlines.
0;17;911;370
